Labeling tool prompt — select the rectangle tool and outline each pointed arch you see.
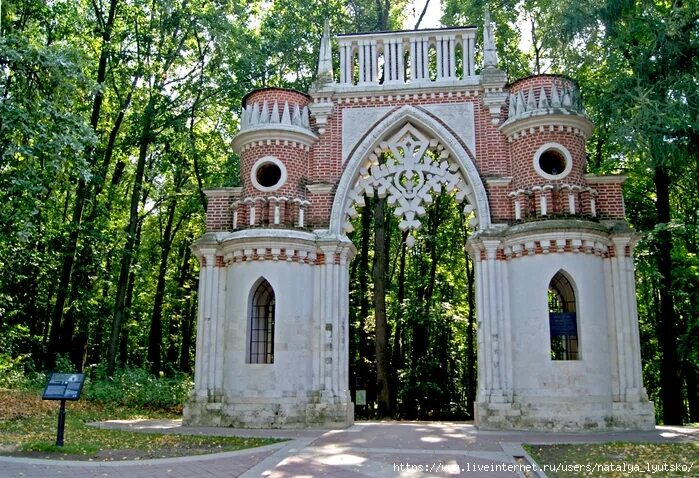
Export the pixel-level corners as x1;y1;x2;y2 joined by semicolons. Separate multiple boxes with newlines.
248;277;275;364
329;105;491;236
548;269;580;360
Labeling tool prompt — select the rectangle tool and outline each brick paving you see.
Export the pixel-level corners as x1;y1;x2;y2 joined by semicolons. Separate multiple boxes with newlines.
1;421;697;478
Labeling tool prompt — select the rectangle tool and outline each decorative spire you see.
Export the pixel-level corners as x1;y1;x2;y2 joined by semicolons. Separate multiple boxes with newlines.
315;18;334;85
483;6;498;69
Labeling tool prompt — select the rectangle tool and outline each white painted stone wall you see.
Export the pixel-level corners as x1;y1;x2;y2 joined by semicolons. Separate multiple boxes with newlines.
471;225;655;430
184;231;354;428
222;260;316;399
508;252;612;401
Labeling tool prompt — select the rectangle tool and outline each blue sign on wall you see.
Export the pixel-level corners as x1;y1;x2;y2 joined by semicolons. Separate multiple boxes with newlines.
549;312;577;336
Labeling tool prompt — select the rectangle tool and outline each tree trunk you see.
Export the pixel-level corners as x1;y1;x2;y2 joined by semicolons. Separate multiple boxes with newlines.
684;361;699;423
46;0;119;369
390;231;408;411
148;199;178;375
357;200;374;402
168;241;191;371
465;247;476;418
107;98;155;375
374;195;391;416
654;165;684;424
118;223;142;367
179;295;196;373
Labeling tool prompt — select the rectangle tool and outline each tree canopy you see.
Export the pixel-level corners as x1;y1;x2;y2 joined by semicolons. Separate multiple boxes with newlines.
1;0;697;424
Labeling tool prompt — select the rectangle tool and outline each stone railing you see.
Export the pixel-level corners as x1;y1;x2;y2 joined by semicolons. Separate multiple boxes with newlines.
336;27;477;88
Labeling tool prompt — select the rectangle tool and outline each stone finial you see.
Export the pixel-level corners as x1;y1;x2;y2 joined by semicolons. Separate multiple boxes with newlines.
315;19;334;86
483;7;498;69
480;6;507;124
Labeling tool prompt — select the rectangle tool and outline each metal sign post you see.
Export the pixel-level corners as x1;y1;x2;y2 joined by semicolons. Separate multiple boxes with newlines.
42;373;85;447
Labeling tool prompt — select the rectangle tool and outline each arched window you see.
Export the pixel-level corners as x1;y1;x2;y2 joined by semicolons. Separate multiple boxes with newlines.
548;271;580;360
248;279;275;364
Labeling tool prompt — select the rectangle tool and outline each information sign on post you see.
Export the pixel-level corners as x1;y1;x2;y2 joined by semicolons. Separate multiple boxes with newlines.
42;373;85;447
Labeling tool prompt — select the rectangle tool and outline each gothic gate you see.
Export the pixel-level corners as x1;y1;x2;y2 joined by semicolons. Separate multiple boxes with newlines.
183;21;655;430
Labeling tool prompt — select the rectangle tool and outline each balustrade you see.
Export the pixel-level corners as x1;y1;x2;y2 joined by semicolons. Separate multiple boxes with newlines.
336;28;476;88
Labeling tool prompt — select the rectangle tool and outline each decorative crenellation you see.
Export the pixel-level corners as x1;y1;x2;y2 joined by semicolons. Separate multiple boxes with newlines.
499;76;593;141
241;100;311;131
508;184;598;221
468;227;640;261
335;90;479;104
507;83;583;120
232;95;318;153
505;124;589;142
232;197;311;229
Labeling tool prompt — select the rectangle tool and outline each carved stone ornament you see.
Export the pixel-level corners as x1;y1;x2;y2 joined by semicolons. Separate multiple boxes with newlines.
344;123;476;246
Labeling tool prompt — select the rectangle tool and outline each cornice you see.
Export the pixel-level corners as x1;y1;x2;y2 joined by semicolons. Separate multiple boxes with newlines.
231;124;318;153
499;111;594;141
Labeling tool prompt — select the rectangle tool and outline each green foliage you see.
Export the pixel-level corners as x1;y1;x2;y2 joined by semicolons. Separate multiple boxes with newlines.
553;0;699;423
350;187;477;419
83;367;193;410
0;351;44;390
442;0;532;79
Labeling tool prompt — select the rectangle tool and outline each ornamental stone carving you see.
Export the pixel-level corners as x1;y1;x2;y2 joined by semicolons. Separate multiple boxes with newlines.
344;123;476;246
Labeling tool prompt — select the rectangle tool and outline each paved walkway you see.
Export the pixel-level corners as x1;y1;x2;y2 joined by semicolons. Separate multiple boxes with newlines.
1;421;697;478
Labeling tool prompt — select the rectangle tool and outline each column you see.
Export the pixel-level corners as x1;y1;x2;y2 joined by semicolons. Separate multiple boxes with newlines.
194;248;216;400
470;244;488;403
497;254;514;401
462;35;475;77
410;37;429;81
470;240;510;404
610;236;646;402
358;40;377;84
482;240;505;401
318;244;339;399
436;35;456;80
567;189;576;214
603;257;621;400
609;239;628;400
213;256;226;400
384;39;405;83
338;245;353;402
339;42;353;84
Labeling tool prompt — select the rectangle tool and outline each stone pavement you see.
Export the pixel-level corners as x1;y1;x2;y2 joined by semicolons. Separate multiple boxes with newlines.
1;421;697;478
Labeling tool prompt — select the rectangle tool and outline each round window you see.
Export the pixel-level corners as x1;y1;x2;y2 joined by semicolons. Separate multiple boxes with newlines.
533;143;572;180
256;163;282;188
251;156;287;192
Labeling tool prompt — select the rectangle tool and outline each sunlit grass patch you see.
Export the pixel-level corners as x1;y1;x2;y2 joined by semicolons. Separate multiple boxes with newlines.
524;442;699;477
0;389;284;460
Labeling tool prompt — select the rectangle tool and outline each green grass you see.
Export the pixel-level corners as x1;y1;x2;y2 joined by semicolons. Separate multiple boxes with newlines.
524;442;699;477
0;389;284;460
